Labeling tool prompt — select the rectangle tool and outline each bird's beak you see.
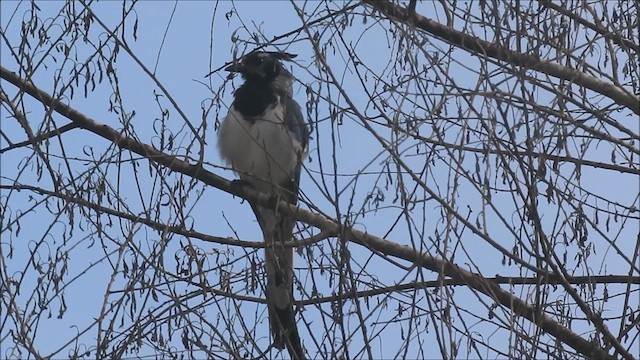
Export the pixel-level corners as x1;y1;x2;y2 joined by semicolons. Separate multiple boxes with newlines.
225;63;244;73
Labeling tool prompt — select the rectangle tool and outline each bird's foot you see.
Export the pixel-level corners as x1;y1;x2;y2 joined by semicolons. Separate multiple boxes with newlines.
267;193;284;212
230;179;252;191
229;179;254;202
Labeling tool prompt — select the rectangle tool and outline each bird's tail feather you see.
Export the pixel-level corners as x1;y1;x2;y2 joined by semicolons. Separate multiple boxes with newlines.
254;205;305;360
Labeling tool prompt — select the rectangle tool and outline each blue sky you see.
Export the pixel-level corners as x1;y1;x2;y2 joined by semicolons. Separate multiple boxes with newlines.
1;1;638;359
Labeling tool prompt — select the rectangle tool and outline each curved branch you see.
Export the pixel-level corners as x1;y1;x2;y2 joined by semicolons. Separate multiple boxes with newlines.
0;183;332;249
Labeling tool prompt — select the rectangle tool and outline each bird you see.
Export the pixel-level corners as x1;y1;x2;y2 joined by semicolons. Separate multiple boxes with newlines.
217;50;309;360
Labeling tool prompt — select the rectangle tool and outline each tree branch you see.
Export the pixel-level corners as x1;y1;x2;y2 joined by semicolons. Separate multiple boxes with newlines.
361;0;640;116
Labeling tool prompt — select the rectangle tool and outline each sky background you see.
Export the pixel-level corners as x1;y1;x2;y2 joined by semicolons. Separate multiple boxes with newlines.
1;1;638;359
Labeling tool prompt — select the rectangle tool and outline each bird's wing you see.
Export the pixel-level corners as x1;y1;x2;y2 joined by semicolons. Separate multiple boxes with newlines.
281;96;309;200
283;96;309;153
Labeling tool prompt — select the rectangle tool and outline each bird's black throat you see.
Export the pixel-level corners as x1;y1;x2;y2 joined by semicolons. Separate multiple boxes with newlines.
233;81;285;119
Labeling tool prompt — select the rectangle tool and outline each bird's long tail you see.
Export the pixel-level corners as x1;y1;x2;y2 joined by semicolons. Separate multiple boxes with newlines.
254;204;305;360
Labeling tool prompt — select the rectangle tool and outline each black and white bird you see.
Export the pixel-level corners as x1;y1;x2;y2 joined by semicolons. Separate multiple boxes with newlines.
217;51;309;359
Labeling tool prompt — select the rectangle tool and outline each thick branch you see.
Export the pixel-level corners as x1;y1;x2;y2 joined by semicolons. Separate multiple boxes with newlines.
537;0;640;53
361;0;640;116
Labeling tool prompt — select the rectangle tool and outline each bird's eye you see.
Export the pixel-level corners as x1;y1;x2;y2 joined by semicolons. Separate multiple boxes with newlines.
245;55;263;67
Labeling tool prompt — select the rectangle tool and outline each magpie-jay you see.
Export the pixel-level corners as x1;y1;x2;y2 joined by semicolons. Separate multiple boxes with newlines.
217;51;308;359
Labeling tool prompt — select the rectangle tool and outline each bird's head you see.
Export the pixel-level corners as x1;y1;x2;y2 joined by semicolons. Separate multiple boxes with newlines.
225;51;297;84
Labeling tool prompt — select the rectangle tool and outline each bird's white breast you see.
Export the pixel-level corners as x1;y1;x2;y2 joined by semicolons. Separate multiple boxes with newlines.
218;104;305;189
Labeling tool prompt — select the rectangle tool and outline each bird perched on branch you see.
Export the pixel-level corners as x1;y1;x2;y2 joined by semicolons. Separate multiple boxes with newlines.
217;51;309;360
